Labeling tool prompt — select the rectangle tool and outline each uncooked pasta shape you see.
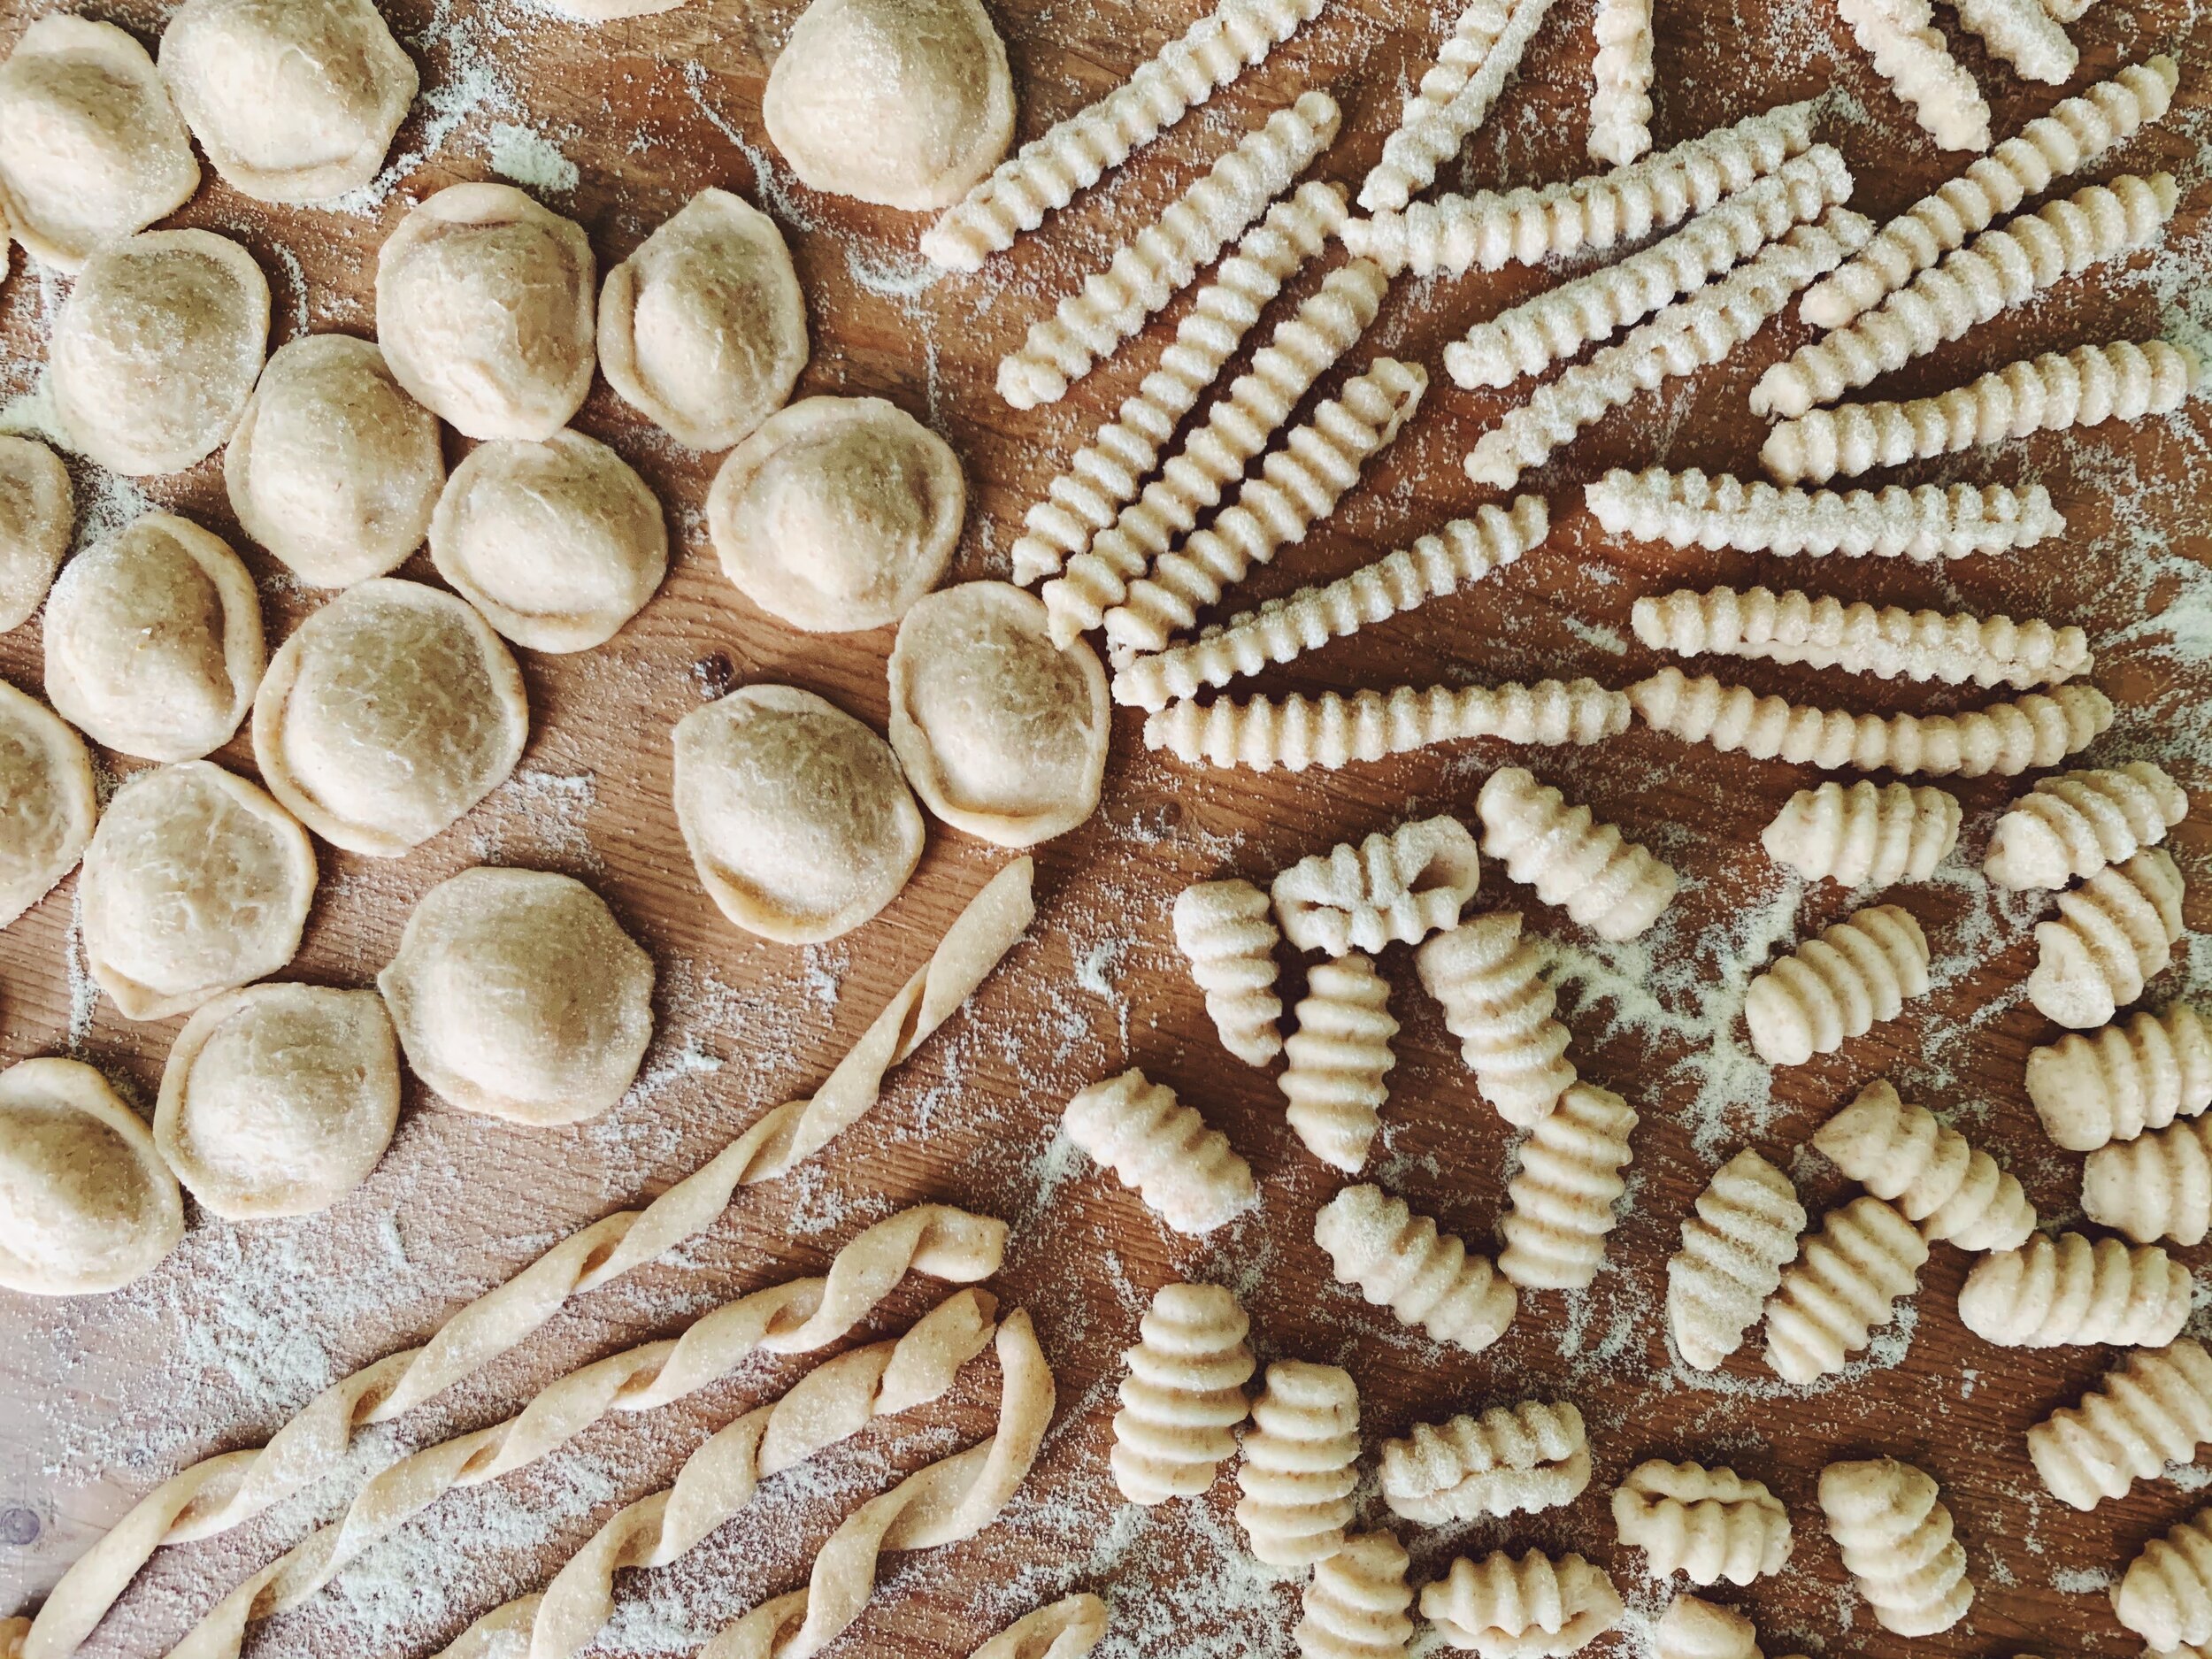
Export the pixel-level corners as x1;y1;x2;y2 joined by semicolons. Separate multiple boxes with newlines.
2118;1506;2212;1651
1650;1596;1762;1659
1420;1551;1623;1656
1281;953;1399;1172
1954;0;2076;81
1297;1531;1413;1659
1586;467;2063;561
1818;1456;1974;1636
1271;814;1483;956
1958;1231;2192;1348
1986;762;2189;891
1763;781;1961;887
2027;1003;2212;1150
1833;0;1991;151
1358;0;1560;211
1062;1068;1256;1235
1380;1402;1590;1525
1667;1148;1805;1371
2086;1115;2212;1246
1111;1280;1255;1503
1498;1082;1638;1288
1236;1361;1361;1565
1743;903;1930;1068
1613;1462;1793;1586
1477;767;1678;941
1314;1183;1517;1352
1586;0;1654;165
2027;848;2185;1029
1813;1079;2037;1249
1173;878;1284;1066
1417;912;1578;1126
2029;1338;2212;1509
970;1594;1109;1659
1763;1195;1927;1382
1147;680;1631;772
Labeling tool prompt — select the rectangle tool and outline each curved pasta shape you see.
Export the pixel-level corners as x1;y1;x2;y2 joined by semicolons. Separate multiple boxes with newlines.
1281;953;1399;1172
2086;1116;2212;1246
1763;781;1961;887
1062;1068;1256;1235
1147;680;1632;772
1834;0;1990;151
1314;1182;1517;1352
1236;1361;1362;1564
2030;1338;2212;1509
2028;848;2186;1029
1630;668;2113;777
1586;0;1655;165
1958;0;2078;80
1986;761;2190;891
2027;1003;2212;1150
1111;1280;1255;1503
1614;1463;1793;1586
1380;1402;1590;1524
2118;1506;2212;1651
1744;904;1931;1068
1417;912;1577;1126
1173;878;1284;1066
1814;1079;2037;1249
1586;466;2063;560
1112;496;1548;710
971;1594;1109;1659
1420;1552;1623;1657
1271;814;1483;956
1763;1195;1927;1382
1667;1148;1806;1371
1651;1595;1761;1659
1958;1231;2192;1348
1297;1531;1414;1659
1477;767;1678;941
920;0;1329;270
1817;1456;1973;1636
1358;0;1559;212
1752;173;2181;419
1498;1081;1639;1288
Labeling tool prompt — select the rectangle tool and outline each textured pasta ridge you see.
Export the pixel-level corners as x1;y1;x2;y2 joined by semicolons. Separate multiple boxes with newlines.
1587;0;1655;165
1763;781;1961;887
1417;912;1578;1126
2118;1506;2212;1650
1800;58;2178;330
2086;1115;2212;1246
1834;0;1991;151
2028;848;2186;1030
1341;100;1817;275
920;0;1330;271
2027;1003;2212;1150
1111;1281;1256;1503
1763;1195;1928;1382
997;92;1340;410
1744;903;1932;1068
1818;1457;1974;1637
1447;148;1853;388
1063;1067;1256;1235
1271;814;1483;956
1173;878;1285;1066
1499;1082;1639;1288
1986;762;2190;891
1466;212;1874;488
1358;0;1560;211
1296;1531;1414;1659
1010;181;1346;585
1814;1079;2037;1249
1954;0;2076;83
1420;1552;1624;1655
1113;496;1548;710
1236;1361;1362;1564
1752;173;2181;418
1629;668;2114;777
1613;1463;1793;1586
1478;767;1678;941
1958;1231;2193;1348
1667;1148;1807;1371
1651;1596;1761;1659
1380;1402;1590;1525
2030;1339;2212;1509
970;1594;1110;1659
1146;680;1631;772
1281;952;1399;1172
1314;1182;1517;1352
1586;467;2063;560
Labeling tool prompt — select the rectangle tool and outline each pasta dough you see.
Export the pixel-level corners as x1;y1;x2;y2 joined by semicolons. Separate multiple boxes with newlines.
378;866;655;1126
224;334;444;588
376;182;596;441
764;0;1014;211
79;761;317;1021
672;684;924;944
154;984;400;1219
49;229;270;476
1062;1068;1256;1235
0;680;96;927
0;435;70;631
598;188;808;450
430;430;668;652
254;579;529;856
42;511;263;763
1111;1280;1254;1503
0;1056;182;1296
709;396;964;634
887;581;1108;847
157;0;416;203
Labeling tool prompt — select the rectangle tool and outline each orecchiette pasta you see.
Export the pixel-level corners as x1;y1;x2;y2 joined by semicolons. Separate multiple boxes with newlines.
2027;1004;2212;1150
1763;781;1961;887
2030;1338;2212;1509
970;1594;1109;1659
1296;1531;1413;1659
1763;1195;1927;1382
1173;879;1284;1066
1986;762;2190;891
1498;1083;1638;1289
1586;467;2063;561
1271;815;1482;957
1743;904;1931;1068
1833;0;1990;151
1380;1402;1590;1525
1586;0;1654;164
1818;1457;1974;1636
1236;1362;1361;1565
1650;1596;1760;1659
1419;1551;1623;1657
1357;0;1557;211
1668;1148;1805;1371
1814;1079;2037;1249
1062;1069;1256;1236
1958;1232;2193;1348
2118;1506;2212;1651
1613;1463;1792;1586
1314;1183;1517;1353
1476;767;1677;942
1281;953;1399;1173
1147;680;1631;772
1111;1281;1255;1504
2028;848;2186;1029
2085;1116;2212;1246
1417;913;1578;1126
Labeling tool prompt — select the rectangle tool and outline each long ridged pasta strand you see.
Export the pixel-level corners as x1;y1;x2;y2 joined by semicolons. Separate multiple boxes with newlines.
1586;467;2063;560
1835;0;1991;151
1358;0;1561;211
1145;680;1632;771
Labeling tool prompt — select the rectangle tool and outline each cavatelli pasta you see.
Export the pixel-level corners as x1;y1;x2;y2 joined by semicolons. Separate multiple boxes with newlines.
1281;953;1398;1172
1380;1402;1590;1524
1667;1148;1805;1371
1271;815;1483;957
1958;1232;2193;1348
1476;766;1678;941
1763;1195;1927;1381
1818;1456;1975;1635
2030;1339;2212;1509
1498;1082;1638;1288
1063;1069;1257;1234
1985;762;2190;891
1762;781;1961;887
1743;904;1931;1068
1236;1362;1361;1565
2026;1003;2212;1151
1174;878;1284;1066
1614;1463;1793;1586
1417;912;1578;1126
1314;1183;1517;1352
1813;1079;2037;1248
1111;1281;1256;1502
2027;848;2186;1029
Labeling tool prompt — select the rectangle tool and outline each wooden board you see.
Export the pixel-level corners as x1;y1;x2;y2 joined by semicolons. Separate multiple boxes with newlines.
4;0;2212;1653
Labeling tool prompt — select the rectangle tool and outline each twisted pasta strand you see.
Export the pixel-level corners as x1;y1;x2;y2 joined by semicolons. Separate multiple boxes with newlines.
1586;466;2062;559
1763;1196;1927;1382
1271;815;1482;957
1173;878;1285;1065
1297;1531;1414;1659
1236;1362;1362;1565
1062;1067;1257;1235
2030;1339;2212;1509
1587;0;1655;165
2026;1003;2212;1151
1987;761;2190;891
1652;1596;1762;1659
1381;1402;1591;1524
1814;1079;2037;1249
1499;1082;1639;1288
971;1595;1109;1659
1666;1148;1806;1371
1358;0;1561;211
1282;953;1399;1172
2028;848;2187;1029
1744;903;1930;1067
1417;912;1577;1125
1818;1456;1974;1636
1835;0;1991;151
1953;0;2076;83
2119;1508;2212;1651
1314;1182;1518;1352
2085;1114;2212;1246
1613;1463;1793;1586
1958;1231;2193;1347
1478;767;1678;941
1763;781;1961;887
1112;1281;1255;1502
1146;680;1632;772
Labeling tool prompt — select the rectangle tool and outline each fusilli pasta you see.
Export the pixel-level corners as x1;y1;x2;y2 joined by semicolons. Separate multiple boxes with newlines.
1586;467;2063;560
1146;680;1631;772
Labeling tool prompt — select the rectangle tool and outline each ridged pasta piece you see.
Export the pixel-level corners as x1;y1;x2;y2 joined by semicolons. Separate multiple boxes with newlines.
920;0;1330;271
1834;0;1991;151
2086;1116;2212;1246
1801;57;2180;329
970;1594;1109;1659
1632;586;2090;689
1358;0;1560;212
1146;680;1632;772
1763;781;1961;887
1586;466;2063;560
1420;1552;1623;1656
1062;1068;1256;1235
1174;878;1284;1066
1417;912;1578;1126
2118;1507;2212;1651
1380;1402;1590;1524
997;93;1340;410
1236;1361;1361;1565
1650;1595;1761;1659
1281;953;1398;1173
1586;0;1655;165
2028;848;2186;1029
1447;149;1854;389
1744;904;1931;1068
1630;668;2113;777
1614;1463;1793;1586
1764;340;2200;483
1108;357;1427;656
1498;1082;1639;1288
1314;1183;1517;1352
1957;1231;2192;1348
1814;1079;2037;1249
1817;1456;1974;1636
1271;815;1483;957
1465;211;1874;488
1297;1531;1414;1659
1112;497;1548;711
1041;259;1387;646
1986;762;2190;891
1763;1195;1928;1382
2026;1004;2212;1150
1668;1148;1806;1371
1111;1280;1256;1503
2029;1338;2212;1509
1476;767;1678;941
1341;100;1818;275
1752;173;2181;419
1954;0;2075;81
1010;182;1346;586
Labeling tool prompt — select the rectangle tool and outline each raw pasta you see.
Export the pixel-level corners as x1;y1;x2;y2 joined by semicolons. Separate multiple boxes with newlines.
0;680;96;929
0;435;69;630
1762;1195;1926;1382
1111;1281;1255;1504
1762;781;1961;887
1957;1232;2192;1348
1280;953;1398;1173
1952;0;2074;81
1612;1463;1792;1586
1148;680;1631;772
1379;1402;1589;1525
1271;815;1482;956
1357;0;1557;211
1061;1068;1256;1235
2027;848;2185;1029
1813;1079;2037;1249
1420;1551;1622;1657
971;1595;1109;1659
1586;467;2062;560
1666;1148;1805;1371
1235;1362;1360;1565
1586;0;1654;165
1297;1531;1412;1659
0;1056;183;1297
1416;912;1577;1126
1476;767;1677;941
1744;904;1930;1067
1313;1183;1517;1353
2085;1116;2212;1245
1497;1082;1637;1288
1173;879;1283;1066
1985;762;2189;890
2030;1338;2212;1509
2027;1004;2212;1150
1832;0;1990;151
2118;1507;2212;1651
1650;1596;1759;1659
1818;1457;1973;1636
